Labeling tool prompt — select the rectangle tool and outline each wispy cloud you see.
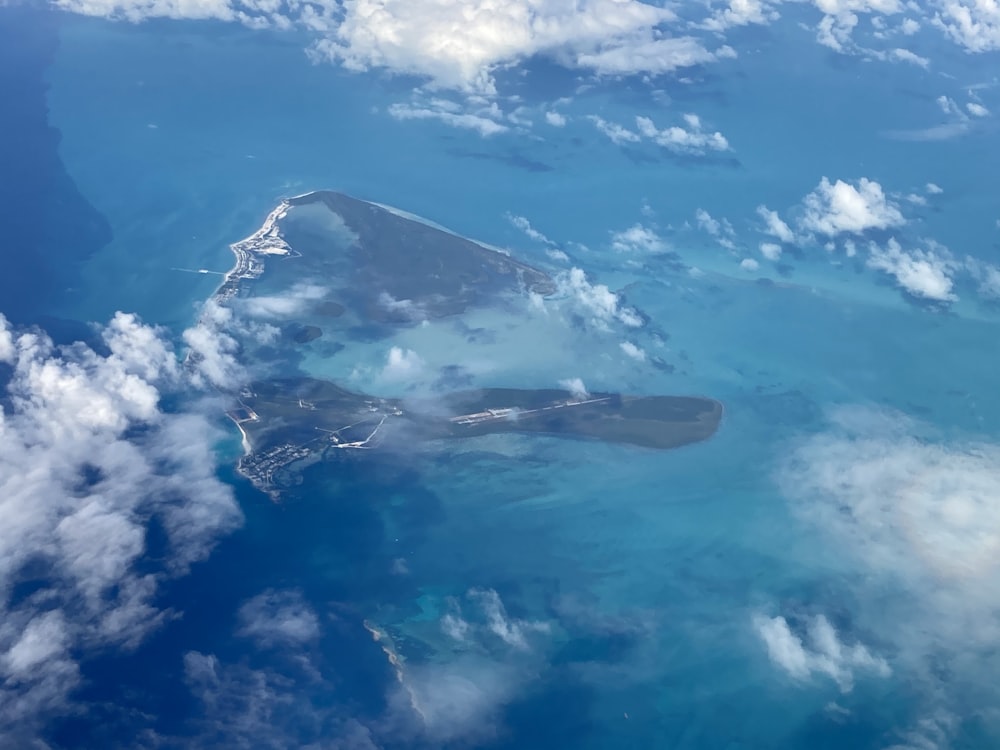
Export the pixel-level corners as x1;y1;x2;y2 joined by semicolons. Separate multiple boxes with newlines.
753;612;890;692
776;406;1000;744
591;113;731;155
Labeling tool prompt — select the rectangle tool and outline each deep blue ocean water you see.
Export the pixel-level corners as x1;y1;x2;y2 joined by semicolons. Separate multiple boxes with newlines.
4;4;1000;748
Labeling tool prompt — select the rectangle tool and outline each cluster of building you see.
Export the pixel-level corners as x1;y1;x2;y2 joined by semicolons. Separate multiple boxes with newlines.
238;443;312;489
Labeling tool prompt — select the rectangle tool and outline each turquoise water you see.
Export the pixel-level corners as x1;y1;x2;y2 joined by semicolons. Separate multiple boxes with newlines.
21;7;1000;748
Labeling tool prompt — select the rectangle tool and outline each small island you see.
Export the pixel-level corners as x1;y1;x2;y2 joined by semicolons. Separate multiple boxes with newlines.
232;378;723;496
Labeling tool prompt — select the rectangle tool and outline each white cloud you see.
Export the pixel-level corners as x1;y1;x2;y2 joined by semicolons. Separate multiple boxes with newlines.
810;1;935;67
701;0;779;31
937;94;963;117
773;407;1000;742
812;0;901;52
740;257;760;271
573;34;732;77
588;115;641;145
964;256;1000;300
55;0;248;23
753;613;890;692
635;113;730;154
967;101;990;117
388;588;550;743
57;0;735;96
773;406;1000;750
387;657;520;744
388;99;508;136
182;301;248;390
925;182;944;194
816;11;861;51
377;292;426;322
760;242;783;261
696;208;737;248
889;47;930;67
591;113;730;155
610;223;667;253
468;588;549;650
184;586;550;749
55;0;341;29
934;0;1000;53
183;650;346;747
544;110;567;127
558;267;643;329
887;715;958;750
237;590;320;648
799;177;906;236
620;341;646;361
0;318;14;364
867;238;957;302
507;213;555;246
756;205;796;244
240;282;328;318
382;346;424;381
778;406;1000;641
311;0;681;94
558;377;590;399
813;0;900;14
0;314;240;735
696;208;724;237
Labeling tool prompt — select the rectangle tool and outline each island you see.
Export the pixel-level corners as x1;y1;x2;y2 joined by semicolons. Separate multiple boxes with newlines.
204;189;723;499
213;190;555;317
231;378;723;497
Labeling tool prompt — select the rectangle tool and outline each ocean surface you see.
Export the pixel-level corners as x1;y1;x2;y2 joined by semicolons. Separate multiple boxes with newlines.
5;4;1000;747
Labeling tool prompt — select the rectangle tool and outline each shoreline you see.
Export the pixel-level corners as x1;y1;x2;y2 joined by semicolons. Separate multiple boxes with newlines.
226;413;252;455
369;199;512;256
211;197;301;304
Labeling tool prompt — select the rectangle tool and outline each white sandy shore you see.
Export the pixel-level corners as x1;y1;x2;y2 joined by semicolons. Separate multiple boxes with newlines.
227;414;252;455
370;199;511;256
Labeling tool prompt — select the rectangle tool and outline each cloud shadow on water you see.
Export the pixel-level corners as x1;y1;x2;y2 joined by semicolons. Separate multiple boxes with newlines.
446;147;554;173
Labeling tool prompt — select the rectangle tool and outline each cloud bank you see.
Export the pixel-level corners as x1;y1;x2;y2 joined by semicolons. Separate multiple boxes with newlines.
776;406;1000;742
309;0;692;94
0;313;241;738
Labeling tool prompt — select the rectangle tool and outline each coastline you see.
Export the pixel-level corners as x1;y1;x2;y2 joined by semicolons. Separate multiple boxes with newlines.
211;197;300;304
369;199;512;256
226;412;252;455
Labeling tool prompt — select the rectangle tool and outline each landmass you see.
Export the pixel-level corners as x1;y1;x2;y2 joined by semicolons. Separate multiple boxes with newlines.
208;190;723;499
214;190;555;317
232;377;722;497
